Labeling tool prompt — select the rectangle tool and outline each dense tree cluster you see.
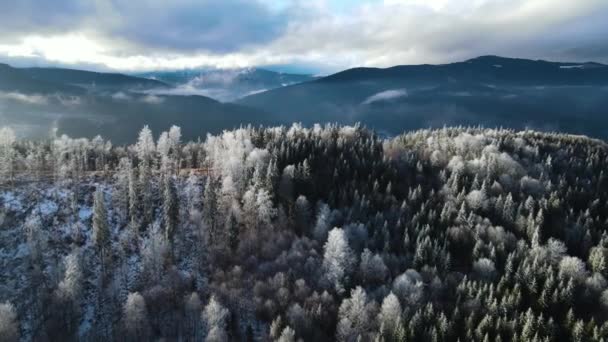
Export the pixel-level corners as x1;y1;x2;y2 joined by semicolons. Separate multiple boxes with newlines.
2;124;608;341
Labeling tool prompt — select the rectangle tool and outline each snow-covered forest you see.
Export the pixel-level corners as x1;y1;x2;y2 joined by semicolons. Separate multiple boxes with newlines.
2;124;608;341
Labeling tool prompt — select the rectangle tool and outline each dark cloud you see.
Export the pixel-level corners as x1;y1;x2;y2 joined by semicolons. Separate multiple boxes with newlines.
0;0;92;40
543;7;608;62
107;0;289;53
0;0;288;53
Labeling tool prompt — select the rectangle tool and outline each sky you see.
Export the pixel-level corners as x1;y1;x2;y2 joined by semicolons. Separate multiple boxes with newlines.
0;0;607;73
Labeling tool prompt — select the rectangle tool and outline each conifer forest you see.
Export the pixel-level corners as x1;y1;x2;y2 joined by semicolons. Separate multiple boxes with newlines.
2;124;608;342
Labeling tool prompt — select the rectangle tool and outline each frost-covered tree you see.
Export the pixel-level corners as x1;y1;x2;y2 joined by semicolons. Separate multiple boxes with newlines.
359;248;388;285
0;302;18;342
113;157;132;223
56;250;83;302
138;161;154;228
203;177;220;243
185;292;203;341
277;326;296;342
93;187;110;272
123;292;150;341
163;176;179;244
203;296;229;341
336;287;371;342
141;224;169;282
323;227;355;293
128;164;140;229
378;292;401;339
313;202;331;242
0;127;16;184
294;195;311;234
473;258;497;281
392;269;424;306
559;256;587;281
135;125;155;164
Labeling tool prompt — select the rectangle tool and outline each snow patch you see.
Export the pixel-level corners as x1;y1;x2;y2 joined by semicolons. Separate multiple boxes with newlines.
1;191;23;211
78;207;93;220
38;200;59;216
14;243;30;259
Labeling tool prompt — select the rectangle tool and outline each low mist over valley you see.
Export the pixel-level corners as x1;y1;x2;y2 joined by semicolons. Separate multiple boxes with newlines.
1;56;608;143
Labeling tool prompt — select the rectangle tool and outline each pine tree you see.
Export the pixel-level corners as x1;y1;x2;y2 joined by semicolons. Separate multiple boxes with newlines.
0;127;16;184
139;162;154;228
128;164;139;230
163;176;179;244
203;177;220;244
93;188;110;273
226;209;239;252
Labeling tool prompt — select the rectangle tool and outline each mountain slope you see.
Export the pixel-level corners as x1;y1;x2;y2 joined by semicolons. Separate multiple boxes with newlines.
22;67;168;92
0;63;85;94
0;63;274;143
136;67;317;101
321;55;608;85
238;56;608;138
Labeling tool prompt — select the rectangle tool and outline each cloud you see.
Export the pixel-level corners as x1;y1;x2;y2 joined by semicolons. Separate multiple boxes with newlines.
0;91;49;105
0;0;288;54
363;89;408;104
0;91;84;107
111;91;133;101
0;0;607;71
140;94;164;104
108;1;288;54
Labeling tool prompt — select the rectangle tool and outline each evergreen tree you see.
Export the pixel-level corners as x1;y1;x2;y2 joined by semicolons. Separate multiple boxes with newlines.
163;176;179;244
93;187;110;273
323;227;355;294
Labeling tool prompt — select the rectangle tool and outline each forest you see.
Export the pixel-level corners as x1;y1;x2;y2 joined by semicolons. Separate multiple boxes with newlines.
1;123;608;341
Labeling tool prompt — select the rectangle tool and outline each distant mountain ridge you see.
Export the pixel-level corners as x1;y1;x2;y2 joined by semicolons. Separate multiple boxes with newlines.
22;67;169;91
319;55;608;85
135;67;318;101
2;56;608;142
0;63;168;94
238;56;608;138
0;63;274;143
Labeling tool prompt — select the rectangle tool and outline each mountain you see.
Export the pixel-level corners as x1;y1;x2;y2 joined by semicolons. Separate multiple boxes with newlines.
3;56;608;143
321;55;608;85
21;67;168;92
0;63;274;143
135;67;318;101
0;63;85;94
3;125;608;341
238;56;608;138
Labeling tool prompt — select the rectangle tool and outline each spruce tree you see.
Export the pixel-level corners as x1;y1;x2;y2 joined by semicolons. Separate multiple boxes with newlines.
93;188;110;273
163;176;178;244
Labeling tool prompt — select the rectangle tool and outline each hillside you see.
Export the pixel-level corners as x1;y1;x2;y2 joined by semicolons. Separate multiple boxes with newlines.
238;56;608;138
22;67;169;91
136;68;317;101
0;63;275;143
2;124;608;341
